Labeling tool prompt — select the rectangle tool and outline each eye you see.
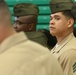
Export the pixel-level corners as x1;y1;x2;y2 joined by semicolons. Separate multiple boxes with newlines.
14;21;17;24
55;17;60;20
17;21;24;25
50;17;53;20
14;20;20;25
18;21;22;25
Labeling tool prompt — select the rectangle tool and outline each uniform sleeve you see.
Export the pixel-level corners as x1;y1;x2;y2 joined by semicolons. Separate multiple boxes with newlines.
58;50;76;75
12;53;64;75
72;62;76;75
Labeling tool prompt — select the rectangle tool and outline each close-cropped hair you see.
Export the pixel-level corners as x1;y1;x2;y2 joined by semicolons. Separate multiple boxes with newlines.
0;1;11;21
62;10;75;20
20;15;38;25
28;15;38;25
0;1;8;9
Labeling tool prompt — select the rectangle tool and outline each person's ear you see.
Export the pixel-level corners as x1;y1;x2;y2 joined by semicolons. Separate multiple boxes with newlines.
28;23;34;31
68;18;74;28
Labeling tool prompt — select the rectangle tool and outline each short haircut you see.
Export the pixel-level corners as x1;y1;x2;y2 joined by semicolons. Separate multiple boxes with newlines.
62;10;75;20
18;15;38;26
28;15;38;25
0;1;11;21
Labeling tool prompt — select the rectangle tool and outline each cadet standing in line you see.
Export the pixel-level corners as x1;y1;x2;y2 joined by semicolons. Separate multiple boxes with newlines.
49;0;76;75
13;3;57;49
0;0;64;75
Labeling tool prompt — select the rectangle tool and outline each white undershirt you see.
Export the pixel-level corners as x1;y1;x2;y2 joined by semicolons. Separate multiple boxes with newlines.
55;43;59;48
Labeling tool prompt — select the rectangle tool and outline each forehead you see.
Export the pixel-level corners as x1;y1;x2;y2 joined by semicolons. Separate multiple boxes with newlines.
50;12;63;17
15;15;31;21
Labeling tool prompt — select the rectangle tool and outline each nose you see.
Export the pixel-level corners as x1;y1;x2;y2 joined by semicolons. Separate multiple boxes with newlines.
50;19;55;25
50;19;55;27
49;19;55;29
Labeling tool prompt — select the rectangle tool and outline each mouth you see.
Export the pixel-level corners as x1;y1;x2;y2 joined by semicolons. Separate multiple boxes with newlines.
14;28;18;32
50;27;55;30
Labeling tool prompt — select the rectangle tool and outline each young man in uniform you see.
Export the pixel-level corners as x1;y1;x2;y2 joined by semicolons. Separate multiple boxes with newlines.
0;0;64;75
49;0;76;75
13;3;57;49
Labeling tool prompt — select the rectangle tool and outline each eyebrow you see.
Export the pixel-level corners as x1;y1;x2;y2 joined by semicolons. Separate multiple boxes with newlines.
50;15;60;18
14;20;19;22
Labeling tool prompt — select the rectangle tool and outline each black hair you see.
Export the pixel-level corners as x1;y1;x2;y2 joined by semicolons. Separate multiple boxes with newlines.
28;15;38;25
62;10;75;20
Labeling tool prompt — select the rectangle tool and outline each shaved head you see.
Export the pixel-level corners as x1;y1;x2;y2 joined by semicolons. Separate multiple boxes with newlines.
0;1;11;23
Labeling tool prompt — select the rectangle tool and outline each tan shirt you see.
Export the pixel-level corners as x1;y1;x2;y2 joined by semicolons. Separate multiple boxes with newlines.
51;33;76;75
0;32;64;75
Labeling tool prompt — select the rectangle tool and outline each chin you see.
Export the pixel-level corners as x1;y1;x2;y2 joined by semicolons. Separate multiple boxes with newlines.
50;31;55;36
16;30;20;32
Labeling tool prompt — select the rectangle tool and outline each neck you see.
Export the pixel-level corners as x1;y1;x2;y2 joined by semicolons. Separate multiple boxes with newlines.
0;24;16;43
56;30;73;44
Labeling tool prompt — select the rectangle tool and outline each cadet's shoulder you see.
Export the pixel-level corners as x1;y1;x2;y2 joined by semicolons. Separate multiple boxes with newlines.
59;49;76;62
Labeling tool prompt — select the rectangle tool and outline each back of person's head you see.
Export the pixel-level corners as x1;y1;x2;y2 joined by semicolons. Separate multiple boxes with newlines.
38;29;57;49
0;0;11;25
13;3;39;32
0;0;16;43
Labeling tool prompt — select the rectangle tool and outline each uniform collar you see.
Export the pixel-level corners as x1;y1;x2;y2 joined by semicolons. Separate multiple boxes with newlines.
51;33;74;54
0;32;27;52
25;31;47;40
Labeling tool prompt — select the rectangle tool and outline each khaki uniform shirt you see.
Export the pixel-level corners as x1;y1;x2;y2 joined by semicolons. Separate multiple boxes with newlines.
51;33;76;75
0;32;64;75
